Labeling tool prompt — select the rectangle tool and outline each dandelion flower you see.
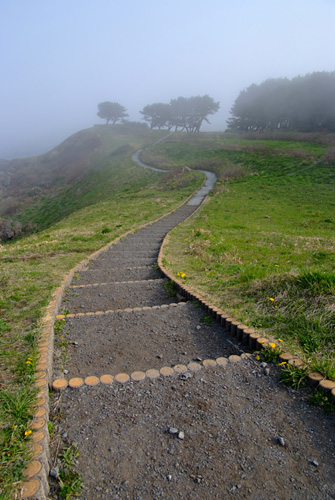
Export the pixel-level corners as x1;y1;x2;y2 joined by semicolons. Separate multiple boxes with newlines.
269;298;275;302
255;355;260;361
26;361;32;365
278;339;283;342
24;430;32;436
270;343;276;348
278;361;287;366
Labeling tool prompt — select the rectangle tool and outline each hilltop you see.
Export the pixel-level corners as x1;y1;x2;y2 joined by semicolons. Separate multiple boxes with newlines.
0;123;187;240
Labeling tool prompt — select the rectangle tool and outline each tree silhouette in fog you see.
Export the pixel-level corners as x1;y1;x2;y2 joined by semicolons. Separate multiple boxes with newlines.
97;102;128;125
140;95;219;132
228;72;335;132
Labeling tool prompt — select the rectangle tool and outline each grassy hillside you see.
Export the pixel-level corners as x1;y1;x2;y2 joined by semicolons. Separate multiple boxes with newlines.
0;126;203;498
146;133;335;380
0;123;172;234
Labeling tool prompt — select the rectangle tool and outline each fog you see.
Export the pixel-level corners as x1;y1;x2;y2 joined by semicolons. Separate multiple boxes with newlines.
1;0;334;159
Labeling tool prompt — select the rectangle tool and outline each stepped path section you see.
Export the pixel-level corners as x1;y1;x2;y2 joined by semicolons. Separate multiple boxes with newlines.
50;161;335;500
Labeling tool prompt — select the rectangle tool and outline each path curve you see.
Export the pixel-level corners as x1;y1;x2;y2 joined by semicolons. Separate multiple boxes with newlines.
131;139;217;206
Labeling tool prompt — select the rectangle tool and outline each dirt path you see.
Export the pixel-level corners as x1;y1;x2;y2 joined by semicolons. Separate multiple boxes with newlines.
50;166;335;499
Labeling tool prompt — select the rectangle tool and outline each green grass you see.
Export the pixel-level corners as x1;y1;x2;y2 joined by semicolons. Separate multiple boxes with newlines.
158;133;335;379
308;389;335;414
0;127;202;498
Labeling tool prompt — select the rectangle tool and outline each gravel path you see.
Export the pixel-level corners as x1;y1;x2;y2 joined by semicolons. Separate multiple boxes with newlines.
50;177;335;499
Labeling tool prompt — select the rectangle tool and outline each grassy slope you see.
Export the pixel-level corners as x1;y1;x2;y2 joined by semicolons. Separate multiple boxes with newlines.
0;127;203;498
146;134;335;379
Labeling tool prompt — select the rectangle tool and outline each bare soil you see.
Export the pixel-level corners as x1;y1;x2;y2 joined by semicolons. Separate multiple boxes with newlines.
50;205;335;500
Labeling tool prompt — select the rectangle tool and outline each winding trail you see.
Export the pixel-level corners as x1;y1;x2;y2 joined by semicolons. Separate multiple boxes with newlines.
49;149;335;500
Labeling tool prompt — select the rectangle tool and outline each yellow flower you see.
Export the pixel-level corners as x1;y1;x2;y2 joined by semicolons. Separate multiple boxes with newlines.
278;339;283;342
258;340;265;344
269;298;275;302
278;361;287;366
26;361;31;365
62;319;65;322
275;265;279;267
270;343;276;348
255;355;260;361
24;430;32;436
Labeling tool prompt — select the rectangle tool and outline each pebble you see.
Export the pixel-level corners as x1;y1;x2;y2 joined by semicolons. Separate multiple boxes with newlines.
49;467;59;479
264;368;270;376
178;431;185;440
309;459;319;467
260;362;268;368
196;325;201;330
169;427;178;435
277;437;285;446
167;475;172;481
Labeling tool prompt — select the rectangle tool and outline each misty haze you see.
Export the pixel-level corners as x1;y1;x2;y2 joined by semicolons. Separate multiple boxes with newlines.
1;0;334;159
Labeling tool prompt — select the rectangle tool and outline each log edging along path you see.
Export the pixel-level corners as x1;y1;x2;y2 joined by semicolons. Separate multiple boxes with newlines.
20;146;335;499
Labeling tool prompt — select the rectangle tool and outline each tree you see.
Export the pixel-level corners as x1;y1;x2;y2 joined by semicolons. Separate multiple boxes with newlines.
227;72;335;132
140;103;172;129
140;95;220;133
97;102;128;125
169;95;220;132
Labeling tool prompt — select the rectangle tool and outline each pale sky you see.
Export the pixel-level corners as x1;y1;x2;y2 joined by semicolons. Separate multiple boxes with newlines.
1;0;334;158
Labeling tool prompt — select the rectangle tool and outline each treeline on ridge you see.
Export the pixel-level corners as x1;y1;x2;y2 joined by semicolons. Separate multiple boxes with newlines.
228;71;335;132
97;96;220;133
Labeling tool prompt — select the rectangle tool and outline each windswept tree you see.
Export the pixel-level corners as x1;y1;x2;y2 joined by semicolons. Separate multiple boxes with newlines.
97;101;128;125
171;95;220;133
140;103;172;129
140;95;219;132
